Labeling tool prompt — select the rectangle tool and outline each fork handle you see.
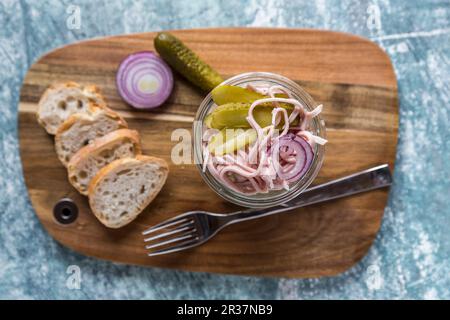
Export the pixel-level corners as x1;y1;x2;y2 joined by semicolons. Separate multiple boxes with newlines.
224;164;393;225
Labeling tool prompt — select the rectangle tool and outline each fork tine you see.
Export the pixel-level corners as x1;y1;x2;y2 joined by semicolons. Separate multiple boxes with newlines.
142;216;190;236
145;230;197;250
147;238;200;256
143;220;195;242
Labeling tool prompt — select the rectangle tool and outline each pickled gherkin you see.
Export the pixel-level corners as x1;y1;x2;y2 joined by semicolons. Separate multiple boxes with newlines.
208;128;257;156
211;85;265;105
154;32;224;92
212;84;289;105
204;102;298;129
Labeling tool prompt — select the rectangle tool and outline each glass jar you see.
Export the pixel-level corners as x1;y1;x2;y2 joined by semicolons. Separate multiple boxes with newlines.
193;72;326;208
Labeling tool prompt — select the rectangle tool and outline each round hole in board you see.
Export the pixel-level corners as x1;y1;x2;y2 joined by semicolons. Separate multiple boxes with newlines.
61;207;72;219
53;198;78;224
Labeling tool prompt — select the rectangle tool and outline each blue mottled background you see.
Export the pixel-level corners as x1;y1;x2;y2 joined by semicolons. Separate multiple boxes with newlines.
0;0;449;300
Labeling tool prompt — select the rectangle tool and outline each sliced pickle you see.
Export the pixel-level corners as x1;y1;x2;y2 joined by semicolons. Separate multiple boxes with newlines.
204;113;213;128
211;84;289;105
208;128;257;156
211;85;265;105
205;102;298;129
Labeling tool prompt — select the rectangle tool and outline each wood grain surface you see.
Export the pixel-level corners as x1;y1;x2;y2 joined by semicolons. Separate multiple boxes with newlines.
18;28;398;278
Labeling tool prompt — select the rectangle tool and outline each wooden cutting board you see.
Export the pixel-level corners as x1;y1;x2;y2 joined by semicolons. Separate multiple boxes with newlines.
19;28;398;278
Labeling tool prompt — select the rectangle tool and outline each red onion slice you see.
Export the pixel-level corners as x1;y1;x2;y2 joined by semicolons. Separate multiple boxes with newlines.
116;51;173;109
271;133;314;182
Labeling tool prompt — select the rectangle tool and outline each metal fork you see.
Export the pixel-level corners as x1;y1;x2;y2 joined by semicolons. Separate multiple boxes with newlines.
143;164;392;256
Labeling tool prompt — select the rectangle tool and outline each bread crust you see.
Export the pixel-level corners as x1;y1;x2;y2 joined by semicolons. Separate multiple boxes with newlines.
36;82;108;134
37;82;169;229
88;155;169;228
67;129;142;195
55;104;127;137
54;104;128;166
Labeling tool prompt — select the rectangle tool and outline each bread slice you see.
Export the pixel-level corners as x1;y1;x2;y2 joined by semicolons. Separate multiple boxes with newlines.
67;129;142;195
55;107;128;166
37;82;107;134
88;155;169;228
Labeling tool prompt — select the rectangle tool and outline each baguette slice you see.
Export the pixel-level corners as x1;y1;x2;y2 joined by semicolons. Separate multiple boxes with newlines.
88;155;169;228
37;82;107;134
55;107;128;166
68;129;142;195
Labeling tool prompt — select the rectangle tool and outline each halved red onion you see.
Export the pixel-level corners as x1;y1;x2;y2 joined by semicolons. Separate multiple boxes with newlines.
116;51;173;109
271;133;314;182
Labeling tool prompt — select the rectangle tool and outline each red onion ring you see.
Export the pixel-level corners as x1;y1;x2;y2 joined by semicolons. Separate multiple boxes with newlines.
116;51;173;109
271;133;314;182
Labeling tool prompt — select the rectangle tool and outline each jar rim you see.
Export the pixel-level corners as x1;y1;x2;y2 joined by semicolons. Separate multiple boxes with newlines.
193;72;326;208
